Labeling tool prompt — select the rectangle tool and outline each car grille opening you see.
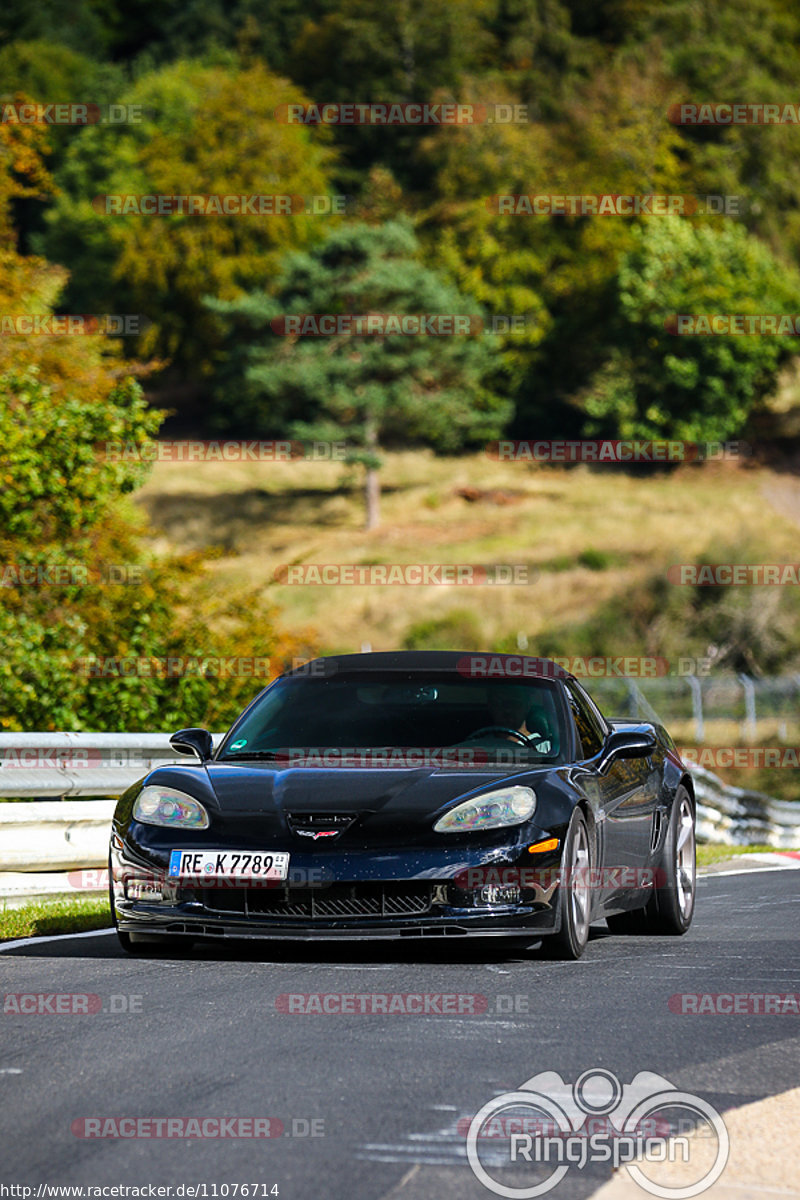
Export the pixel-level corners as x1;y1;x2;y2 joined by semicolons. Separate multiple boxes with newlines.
200;881;434;920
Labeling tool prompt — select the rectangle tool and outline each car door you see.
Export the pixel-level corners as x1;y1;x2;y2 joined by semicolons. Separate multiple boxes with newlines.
565;680;657;904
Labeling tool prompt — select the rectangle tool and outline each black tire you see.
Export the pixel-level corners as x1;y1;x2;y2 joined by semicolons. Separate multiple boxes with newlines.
541;810;592;960
645;785;696;934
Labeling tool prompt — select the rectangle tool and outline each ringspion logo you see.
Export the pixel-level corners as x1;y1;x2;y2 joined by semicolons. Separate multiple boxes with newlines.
466;1068;728;1198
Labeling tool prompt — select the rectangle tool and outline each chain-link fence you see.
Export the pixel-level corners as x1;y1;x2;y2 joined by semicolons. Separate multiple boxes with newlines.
584;674;800;745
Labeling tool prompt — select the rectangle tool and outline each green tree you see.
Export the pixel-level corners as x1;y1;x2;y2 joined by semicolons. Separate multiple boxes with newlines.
208;220;510;528
38;59;336;380
0;118;313;732
578;216;800;441
290;0;493;189
419;55;690;431
0;366;316;732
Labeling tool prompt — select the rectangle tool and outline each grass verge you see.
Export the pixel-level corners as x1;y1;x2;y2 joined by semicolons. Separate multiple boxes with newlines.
0;895;111;942
696;843;795;867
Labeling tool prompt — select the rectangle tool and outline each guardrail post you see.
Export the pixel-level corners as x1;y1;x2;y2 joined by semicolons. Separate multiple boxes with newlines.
686;675;704;743
739;673;757;743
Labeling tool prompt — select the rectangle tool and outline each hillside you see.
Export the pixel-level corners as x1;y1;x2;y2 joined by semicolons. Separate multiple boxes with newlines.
136;450;798;655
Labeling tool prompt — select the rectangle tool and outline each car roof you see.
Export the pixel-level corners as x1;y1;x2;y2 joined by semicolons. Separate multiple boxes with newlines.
285;650;570;680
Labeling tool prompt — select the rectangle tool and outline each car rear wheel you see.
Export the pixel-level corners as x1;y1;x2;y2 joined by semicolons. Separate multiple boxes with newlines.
645;786;696;934
541;810;592;960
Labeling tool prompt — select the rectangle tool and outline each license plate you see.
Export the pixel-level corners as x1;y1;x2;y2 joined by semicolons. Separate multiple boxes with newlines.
168;849;290;880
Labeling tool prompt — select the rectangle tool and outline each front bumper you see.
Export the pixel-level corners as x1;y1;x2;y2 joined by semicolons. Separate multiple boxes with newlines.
115;906;558;942
111;827;564;942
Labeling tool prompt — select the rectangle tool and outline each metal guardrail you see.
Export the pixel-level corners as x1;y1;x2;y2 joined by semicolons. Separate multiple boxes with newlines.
0;732;203;799
0;733;224;881
0;733;797;889
691;762;800;848
0;800;117;872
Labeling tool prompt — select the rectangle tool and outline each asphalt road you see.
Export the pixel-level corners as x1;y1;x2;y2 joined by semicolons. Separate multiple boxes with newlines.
1;869;798;1200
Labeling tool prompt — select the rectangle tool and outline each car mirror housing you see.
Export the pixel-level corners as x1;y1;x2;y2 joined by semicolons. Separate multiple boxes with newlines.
169;727;214;762
597;726;656;773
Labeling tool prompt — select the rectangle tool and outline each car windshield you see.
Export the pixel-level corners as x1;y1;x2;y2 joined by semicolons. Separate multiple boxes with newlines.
217;672;567;766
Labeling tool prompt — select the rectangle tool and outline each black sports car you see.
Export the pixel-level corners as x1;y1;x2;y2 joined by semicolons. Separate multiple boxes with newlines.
109;651;696;959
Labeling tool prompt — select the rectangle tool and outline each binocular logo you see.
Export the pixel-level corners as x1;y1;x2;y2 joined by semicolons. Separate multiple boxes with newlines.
466;1068;729;1198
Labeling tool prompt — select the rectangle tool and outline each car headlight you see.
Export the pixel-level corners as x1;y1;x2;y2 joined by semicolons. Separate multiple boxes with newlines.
133;786;209;829
434;786;536;833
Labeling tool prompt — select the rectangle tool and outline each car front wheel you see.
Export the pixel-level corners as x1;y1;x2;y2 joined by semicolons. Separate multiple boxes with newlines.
541;810;592;960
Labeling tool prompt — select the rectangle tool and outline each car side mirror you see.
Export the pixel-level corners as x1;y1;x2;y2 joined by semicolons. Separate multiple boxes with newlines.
597;726;656;773
170;727;214;762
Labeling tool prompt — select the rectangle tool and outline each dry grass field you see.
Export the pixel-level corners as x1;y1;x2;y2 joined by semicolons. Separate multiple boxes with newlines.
135;449;799;655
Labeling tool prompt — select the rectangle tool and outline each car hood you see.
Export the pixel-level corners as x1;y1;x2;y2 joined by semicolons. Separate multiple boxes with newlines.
118;760;577;865
205;761;531;823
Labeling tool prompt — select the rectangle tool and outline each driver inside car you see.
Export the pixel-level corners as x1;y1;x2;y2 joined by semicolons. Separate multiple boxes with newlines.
485;687;555;753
